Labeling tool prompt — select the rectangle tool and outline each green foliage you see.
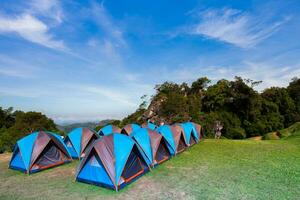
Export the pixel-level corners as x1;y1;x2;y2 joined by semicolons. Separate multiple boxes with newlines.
262;87;299;126
263;132;281;140
288;77;300;115
0;107;15;128
190;77;210;93
120;108;146;127
0;108;58;153
202;111;243;138
227;127;246;139
121;76;300;139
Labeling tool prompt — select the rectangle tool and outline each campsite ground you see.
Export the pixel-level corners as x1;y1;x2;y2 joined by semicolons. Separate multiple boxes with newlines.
1;134;300;200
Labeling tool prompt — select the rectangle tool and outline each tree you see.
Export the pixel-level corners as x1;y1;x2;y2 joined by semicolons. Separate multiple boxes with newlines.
288;77;300;114
119;76;299;139
202;79;231;112
0;110;58;152
262;87;298;126
0;107;15;129
190;77;211;93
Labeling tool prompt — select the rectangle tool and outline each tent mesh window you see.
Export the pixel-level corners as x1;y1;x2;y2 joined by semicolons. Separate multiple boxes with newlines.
31;141;68;170
177;134;187;153
155;139;170;164
81;134;98;157
189;134;197;145
121;146;147;183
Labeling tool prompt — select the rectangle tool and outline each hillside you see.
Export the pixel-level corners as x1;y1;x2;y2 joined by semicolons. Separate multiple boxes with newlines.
264;122;300;140
120;77;300;139
1;136;299;199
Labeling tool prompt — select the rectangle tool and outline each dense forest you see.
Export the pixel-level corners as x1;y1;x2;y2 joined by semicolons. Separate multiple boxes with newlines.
120;76;300;139
0;110;58;153
1;76;300;153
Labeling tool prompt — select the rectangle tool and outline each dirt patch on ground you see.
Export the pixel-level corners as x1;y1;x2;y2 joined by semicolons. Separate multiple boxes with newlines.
248;136;263;141
0;153;11;163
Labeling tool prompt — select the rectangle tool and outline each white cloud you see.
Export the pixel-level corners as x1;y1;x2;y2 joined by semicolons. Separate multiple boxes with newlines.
191;8;289;48
0;86;46;98
0;54;40;78
83;3;128;67
0;14;66;50
91;2;126;47
28;0;63;24
162;61;300;91
0;68;32;78
78;85;137;107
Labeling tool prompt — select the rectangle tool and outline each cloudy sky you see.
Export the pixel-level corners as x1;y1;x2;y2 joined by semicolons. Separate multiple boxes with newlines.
0;0;299;124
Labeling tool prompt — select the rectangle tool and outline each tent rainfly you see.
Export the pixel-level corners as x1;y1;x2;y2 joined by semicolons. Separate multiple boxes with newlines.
121;123;141;136
141;122;157;130
64;127;99;159
9;131;72;174
169;124;188;152
191;122;202;140
180;122;200;146
76;133;150;191
131;128;171;167
156;125;188;155
97;124;121;136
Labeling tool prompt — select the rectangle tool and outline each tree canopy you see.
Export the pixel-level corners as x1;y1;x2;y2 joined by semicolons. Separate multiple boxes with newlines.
120;76;300;139
0;109;58;153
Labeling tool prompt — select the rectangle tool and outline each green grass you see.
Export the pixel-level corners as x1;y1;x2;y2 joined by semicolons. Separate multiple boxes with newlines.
265;122;300;140
1;136;300;200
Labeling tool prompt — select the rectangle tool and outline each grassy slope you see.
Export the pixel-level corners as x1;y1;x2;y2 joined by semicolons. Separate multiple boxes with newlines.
264;122;300;140
1;137;300;200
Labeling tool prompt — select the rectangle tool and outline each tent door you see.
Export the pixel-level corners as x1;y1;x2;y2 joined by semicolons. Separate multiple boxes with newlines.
81;134;98;158
155;139;170;164
177;134;187;153
189;134;197;146
31;141;68;171
121;147;146;183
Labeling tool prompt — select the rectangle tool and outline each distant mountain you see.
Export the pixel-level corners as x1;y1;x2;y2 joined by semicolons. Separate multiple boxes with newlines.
56;119;116;133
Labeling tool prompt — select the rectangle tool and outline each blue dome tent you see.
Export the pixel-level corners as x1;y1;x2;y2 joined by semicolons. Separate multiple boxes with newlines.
180;122;200;146
76;133;150;191
9;131;72;174
156;124;188;155
131;128;171;167
64;127;99;159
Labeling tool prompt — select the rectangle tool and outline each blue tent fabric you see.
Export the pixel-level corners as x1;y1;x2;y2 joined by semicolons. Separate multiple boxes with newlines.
114;134;135;186
65;128;83;158
9;131;72;173
9;147;26;172
98;125;113;136
147;122;156;130
12;132;38;171
76;133;150;190
156;125;176;156
131;128;153;165
77;154;114;188
131;123;141;131
142;122;157;130
64;128;98;159
181;122;200;144
65;139;78;159
122;123;141;135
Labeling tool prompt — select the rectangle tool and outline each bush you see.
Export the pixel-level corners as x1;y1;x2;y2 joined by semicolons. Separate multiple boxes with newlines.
227;127;246;139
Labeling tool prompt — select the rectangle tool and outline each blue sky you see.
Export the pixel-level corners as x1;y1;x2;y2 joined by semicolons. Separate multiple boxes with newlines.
0;0;300;124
